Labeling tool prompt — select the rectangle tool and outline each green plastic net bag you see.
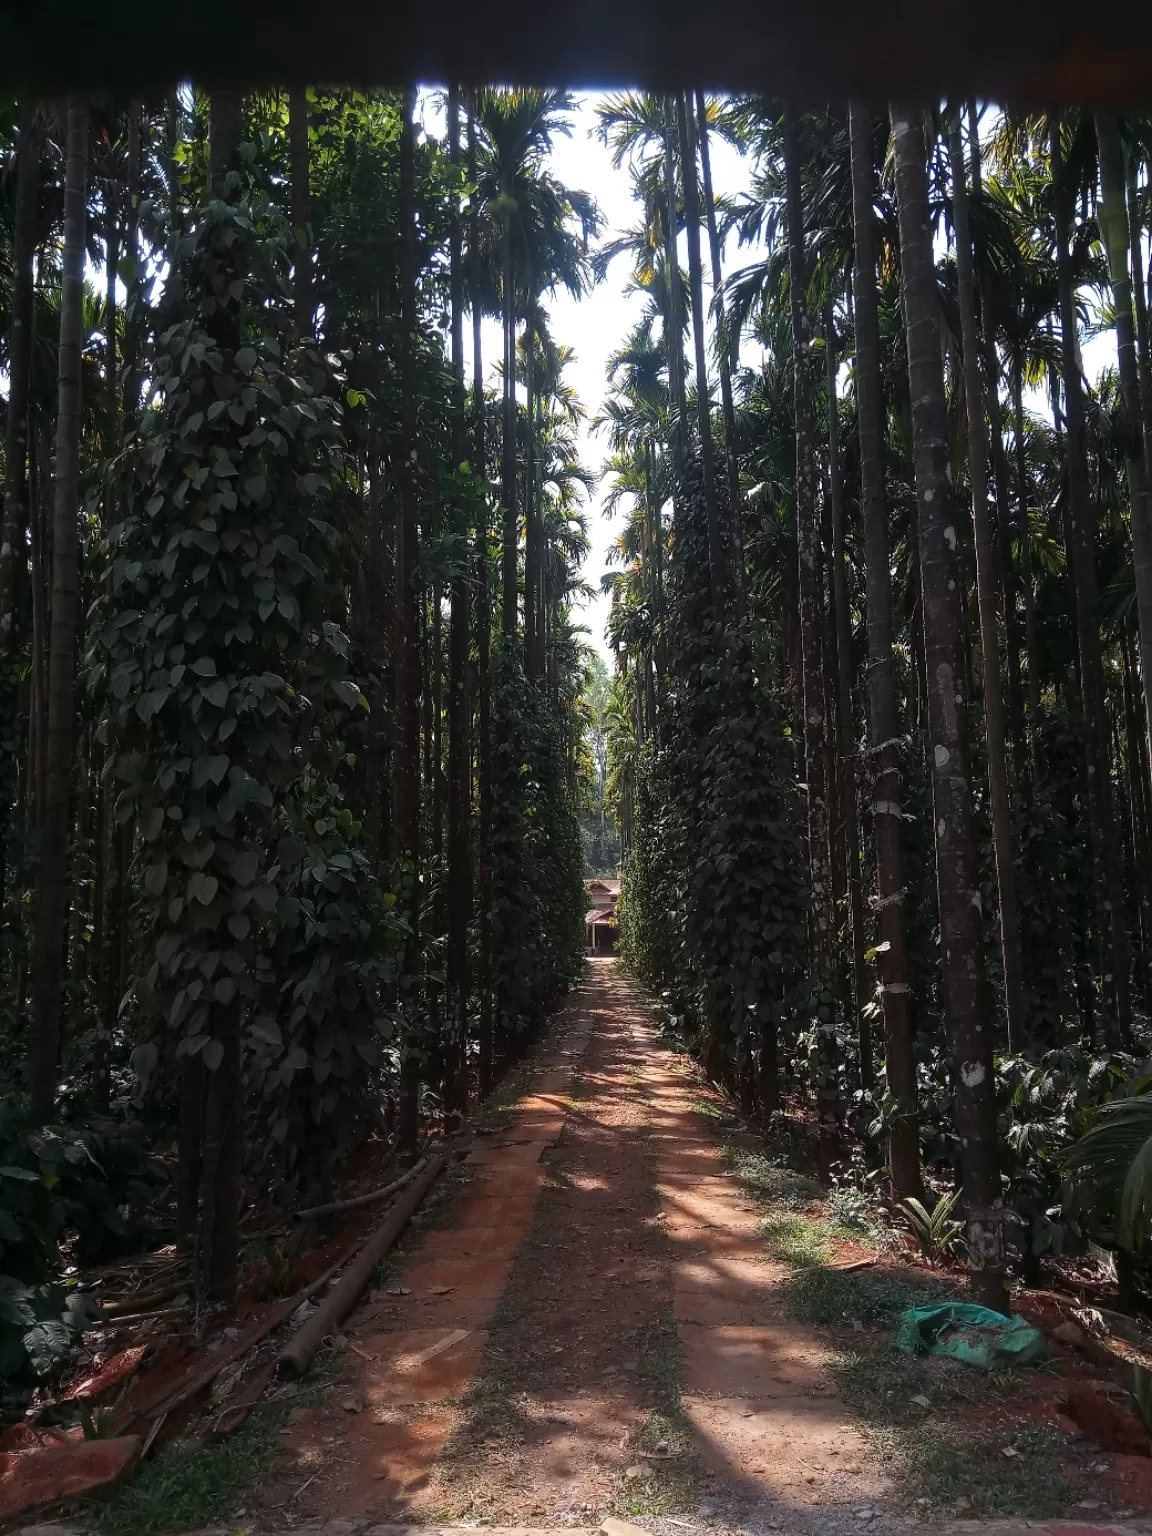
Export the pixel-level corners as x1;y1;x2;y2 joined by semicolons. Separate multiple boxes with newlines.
894;1302;1048;1369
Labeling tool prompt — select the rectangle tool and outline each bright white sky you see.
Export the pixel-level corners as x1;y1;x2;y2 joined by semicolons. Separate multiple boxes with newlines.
90;96;1119;666
441;94;1117;663
442;92;754;662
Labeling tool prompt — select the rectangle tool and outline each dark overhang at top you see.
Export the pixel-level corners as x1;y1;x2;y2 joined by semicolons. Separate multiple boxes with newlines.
2;0;1150;104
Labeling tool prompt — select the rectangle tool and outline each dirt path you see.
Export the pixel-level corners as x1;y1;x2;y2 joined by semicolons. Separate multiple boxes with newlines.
251;961;1119;1536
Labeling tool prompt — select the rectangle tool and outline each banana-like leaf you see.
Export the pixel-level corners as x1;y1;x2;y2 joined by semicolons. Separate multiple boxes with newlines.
1064;1092;1152;1249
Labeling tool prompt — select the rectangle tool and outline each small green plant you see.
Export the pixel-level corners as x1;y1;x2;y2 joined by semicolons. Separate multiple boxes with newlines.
1131;1362;1152;1448
827;1183;875;1233
897;1190;965;1265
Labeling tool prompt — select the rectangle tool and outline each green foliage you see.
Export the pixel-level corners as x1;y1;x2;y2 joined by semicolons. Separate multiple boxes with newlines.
617;478;807;1084
896;1191;966;1265
0;1275;97;1384
92;181;403;1189
0;1099;162;1281
784;1263;952;1325
1064;1084;1152;1250
92;1405;283;1536
490;642;585;1032
1131;1362;1152;1448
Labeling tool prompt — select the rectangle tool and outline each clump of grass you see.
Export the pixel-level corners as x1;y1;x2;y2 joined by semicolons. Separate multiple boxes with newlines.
758;1210;833;1267
720;1145;822;1210
870;1419;1077;1518
612;1318;704;1519
784;1262;953;1326
92;1411;282;1536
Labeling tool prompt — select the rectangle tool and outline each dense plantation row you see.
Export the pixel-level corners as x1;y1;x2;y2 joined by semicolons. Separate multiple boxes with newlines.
0;90;593;1386
600;99;1152;1309
4;86;1152;1399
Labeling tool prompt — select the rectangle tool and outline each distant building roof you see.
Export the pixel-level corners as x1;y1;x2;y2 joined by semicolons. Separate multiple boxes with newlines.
585;908;615;927
586;877;620;894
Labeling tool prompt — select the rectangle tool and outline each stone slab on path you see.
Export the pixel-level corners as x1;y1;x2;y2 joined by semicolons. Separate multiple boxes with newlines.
682;1394;887;1504
0;1436;141;1522
679;1322;831;1397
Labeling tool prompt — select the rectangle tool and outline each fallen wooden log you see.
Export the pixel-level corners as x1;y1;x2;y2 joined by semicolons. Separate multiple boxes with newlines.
97;1280;190;1319
210;1361;278;1439
294;1157;427;1223
278;1153;449;1376
127;1245;352;1426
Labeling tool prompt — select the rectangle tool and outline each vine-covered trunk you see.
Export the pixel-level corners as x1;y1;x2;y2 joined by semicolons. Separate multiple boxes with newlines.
1052;115;1132;1047
663;98;688;486
470;97;494;1100
446;86;471;1115
783;105;840;1172
198;90;245;1301
1097;113;1152;770
677;92;723;612
396;89;423;1153
289;86;312;335
524;317;539;678
947;108;1025;1051
27;101;89;1124
892;105;1004;1306
501;214;518;641
695;89;745;614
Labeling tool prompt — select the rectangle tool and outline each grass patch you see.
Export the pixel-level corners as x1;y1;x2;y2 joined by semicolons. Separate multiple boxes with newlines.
784;1262;954;1326
757;1210;833;1267
91;1410;281;1536
610;1317;705;1519
870;1419;1076;1518
720;1144;822;1210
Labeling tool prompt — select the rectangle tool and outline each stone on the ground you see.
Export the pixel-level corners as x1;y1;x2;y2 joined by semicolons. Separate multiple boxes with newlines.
1051;1319;1089;1348
0;1436;141;1521
601;1518;653;1536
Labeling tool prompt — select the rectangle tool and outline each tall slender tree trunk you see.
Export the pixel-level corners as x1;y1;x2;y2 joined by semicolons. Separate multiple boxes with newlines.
122;104;143;419
0;105;40;938
396;89;423;1153
289;87;313;335
891;105;1004;1306
663;99;688;483
26;101;89;1123
1127;159;1152;464
1122;629;1152;1014
849;103;921;1202
92;152;123;1110
947;109;1026;1051
524;316;539;676
1;105;39;658
783;105;840;1172
696;90;745;614
1098;114;1152;769
1052;115;1132;1046
1012;366;1043;731
501;215;518;641
446;87;471;1116
824;294;871;1090
199;92;246;1303
677;93;724;611
470;97;494;1100
967;105;1026;777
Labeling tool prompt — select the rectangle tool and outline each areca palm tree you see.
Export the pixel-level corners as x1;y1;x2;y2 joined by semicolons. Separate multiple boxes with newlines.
472;88;599;651
891;103;1006;1311
27;101;88;1123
